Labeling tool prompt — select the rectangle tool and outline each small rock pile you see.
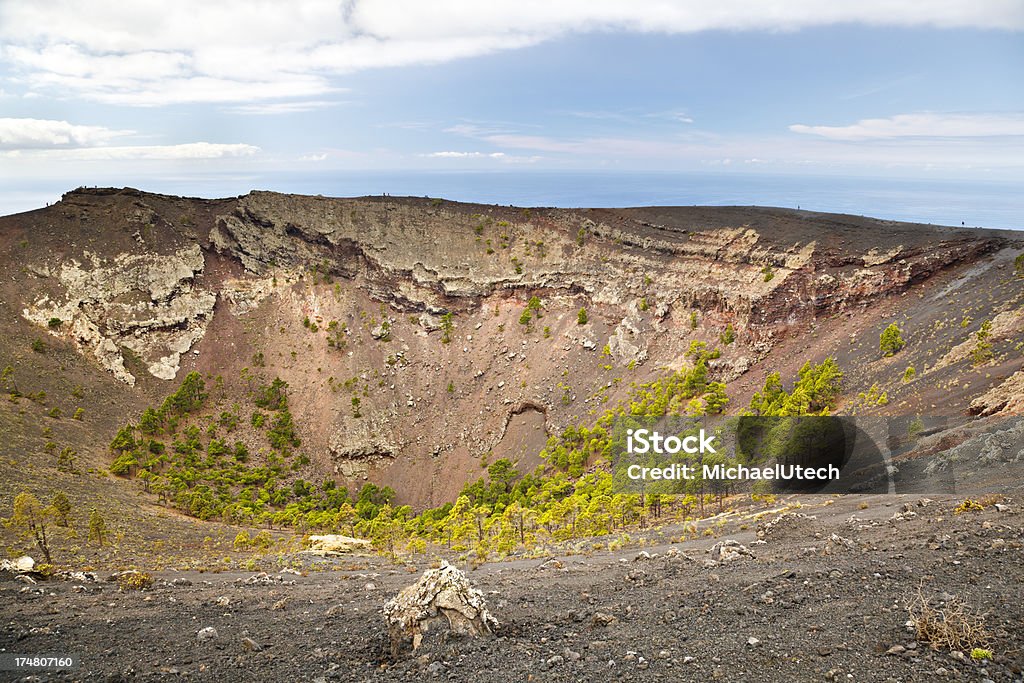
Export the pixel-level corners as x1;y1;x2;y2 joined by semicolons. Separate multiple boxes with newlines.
705;539;755;566
756;512;818;541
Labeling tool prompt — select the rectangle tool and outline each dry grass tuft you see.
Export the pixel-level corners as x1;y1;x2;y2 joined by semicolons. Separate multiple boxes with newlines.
907;586;991;652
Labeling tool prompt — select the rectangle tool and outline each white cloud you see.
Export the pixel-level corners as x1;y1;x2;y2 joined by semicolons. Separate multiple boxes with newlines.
0;117;132;149
446;123;1024;172
424;151;506;158
225;100;340;116
0;117;258;161
2;0;1020;106
299;153;328;162
790;113;1024;140
4;142;260;161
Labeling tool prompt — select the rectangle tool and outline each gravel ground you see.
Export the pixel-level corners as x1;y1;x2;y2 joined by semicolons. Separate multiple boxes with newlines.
2;486;1023;683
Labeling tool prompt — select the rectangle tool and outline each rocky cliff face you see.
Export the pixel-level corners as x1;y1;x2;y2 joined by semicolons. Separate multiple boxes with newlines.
2;187;1021;505
22;244;215;385
209;192;1003;361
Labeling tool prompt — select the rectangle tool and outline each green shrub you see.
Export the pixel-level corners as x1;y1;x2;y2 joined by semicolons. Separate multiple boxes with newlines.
233;531;251;550
720;324;736;345
440;313;454;344
117;571;154;591
57;447;76;472
971;320;993;366
268;409;301;448
879;323;906;357
253;378;288;411
252;530;274;550
577;307;588;325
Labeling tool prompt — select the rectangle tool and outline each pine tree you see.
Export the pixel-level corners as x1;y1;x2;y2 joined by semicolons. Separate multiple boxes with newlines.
6;492;55;563
51;492;72;527
88;508;106;547
441;495;476;549
704;382;729;414
56;447;76;473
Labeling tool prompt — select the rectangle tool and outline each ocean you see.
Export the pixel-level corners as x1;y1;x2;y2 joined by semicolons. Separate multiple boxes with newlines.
5;171;1021;230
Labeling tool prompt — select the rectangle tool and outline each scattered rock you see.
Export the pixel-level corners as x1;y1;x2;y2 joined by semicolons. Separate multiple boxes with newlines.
825;533;856;554
304;534;371;556
242;573;274;585
537;558;564;571
58;570;99;583
197;627;218;643
0;556;36;574
241;637;263;652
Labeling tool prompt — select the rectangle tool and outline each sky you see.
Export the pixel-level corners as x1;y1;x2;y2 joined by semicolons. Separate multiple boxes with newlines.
0;0;1022;216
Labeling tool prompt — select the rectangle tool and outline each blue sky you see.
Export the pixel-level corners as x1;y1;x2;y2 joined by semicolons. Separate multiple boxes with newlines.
0;1;1022;214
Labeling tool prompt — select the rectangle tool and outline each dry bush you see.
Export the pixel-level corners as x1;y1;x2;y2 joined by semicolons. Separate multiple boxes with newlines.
907;586;991;651
978;493;1005;507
